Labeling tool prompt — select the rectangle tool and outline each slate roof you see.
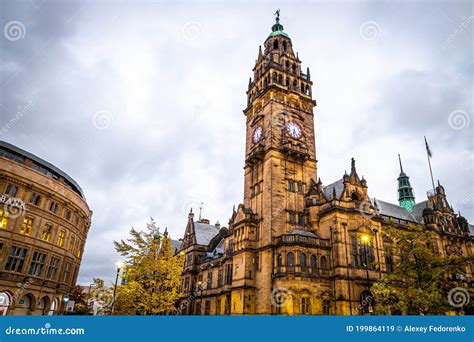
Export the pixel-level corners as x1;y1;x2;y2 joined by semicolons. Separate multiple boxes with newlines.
289;229;317;238
412;201;429;223
194;221;220;246
370;198;417;222
171;239;182;253
322;179;344;200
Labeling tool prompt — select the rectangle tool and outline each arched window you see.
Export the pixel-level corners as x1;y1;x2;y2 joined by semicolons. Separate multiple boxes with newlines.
286;61;290;69
273;40;279;49
278;74;283;84
292;63;296;73
286;77;290;86
272;72;277;82
300;253;307;272
320;256;328;270
286;252;295;272
277;254;282;269
283;41;287;51
310;255;317;272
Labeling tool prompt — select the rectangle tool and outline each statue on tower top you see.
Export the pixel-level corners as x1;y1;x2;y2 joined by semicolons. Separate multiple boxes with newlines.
274;9;280;22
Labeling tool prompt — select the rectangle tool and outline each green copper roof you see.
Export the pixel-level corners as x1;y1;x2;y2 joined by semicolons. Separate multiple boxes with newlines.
270;30;288;37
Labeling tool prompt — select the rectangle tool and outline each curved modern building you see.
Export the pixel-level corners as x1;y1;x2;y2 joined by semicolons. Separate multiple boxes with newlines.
0;141;92;315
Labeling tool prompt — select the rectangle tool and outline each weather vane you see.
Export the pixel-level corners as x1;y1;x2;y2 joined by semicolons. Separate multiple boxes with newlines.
274;9;280;21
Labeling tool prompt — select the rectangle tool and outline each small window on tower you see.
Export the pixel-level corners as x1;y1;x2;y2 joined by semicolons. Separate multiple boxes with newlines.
273;40;279;49
283;41;287;51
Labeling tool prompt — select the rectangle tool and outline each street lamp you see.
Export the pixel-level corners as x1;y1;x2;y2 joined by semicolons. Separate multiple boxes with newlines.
111;260;124;315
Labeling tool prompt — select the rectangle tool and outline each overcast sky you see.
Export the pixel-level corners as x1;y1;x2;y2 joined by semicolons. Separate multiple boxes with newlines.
1;0;472;284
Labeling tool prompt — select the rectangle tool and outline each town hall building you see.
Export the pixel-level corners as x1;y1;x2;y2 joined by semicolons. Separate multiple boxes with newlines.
178;14;473;315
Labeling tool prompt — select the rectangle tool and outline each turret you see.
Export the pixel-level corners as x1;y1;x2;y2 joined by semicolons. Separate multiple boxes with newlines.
397;154;416;212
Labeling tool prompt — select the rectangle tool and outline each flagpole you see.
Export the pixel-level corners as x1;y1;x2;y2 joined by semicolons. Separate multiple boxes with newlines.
424;136;436;194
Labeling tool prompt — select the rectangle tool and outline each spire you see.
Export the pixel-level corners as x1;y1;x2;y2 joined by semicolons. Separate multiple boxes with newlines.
397;155;416;212
398;154;405;175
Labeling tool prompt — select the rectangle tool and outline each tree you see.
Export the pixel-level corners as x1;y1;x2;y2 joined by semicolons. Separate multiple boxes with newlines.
371;224;473;315
69;285;88;315
113;218;184;315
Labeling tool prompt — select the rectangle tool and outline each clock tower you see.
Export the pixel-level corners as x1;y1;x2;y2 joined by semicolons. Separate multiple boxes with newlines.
243;14;317;244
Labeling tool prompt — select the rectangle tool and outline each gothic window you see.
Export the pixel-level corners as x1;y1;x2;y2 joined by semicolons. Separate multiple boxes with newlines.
286;77;290;86
301;297;311;315
323;300;330;315
273;40;279;49
286;252;295;272
320;256;328;270
224;264;233;285
384;248;393;273
288;180;294;192
351;236;375;269
286;61;290;70
297;212;304;226
277;254;282;271
293;80;297;89
283;41;287;51
288;212;295;224
5;184;18;197
292;63;296;73
310;254;317;272
217;270;223;287
300;253;307;272
297;182;303;193
278;74;283;84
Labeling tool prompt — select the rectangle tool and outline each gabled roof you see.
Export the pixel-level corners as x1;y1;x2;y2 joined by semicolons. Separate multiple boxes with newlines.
322;179;344;200
194;221;220;246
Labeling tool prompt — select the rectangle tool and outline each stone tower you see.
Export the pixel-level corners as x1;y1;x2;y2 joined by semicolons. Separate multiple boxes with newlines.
230;13;318;313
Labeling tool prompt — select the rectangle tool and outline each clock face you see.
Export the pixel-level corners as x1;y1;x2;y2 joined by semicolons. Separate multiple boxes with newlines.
252;126;263;144
286;121;303;139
